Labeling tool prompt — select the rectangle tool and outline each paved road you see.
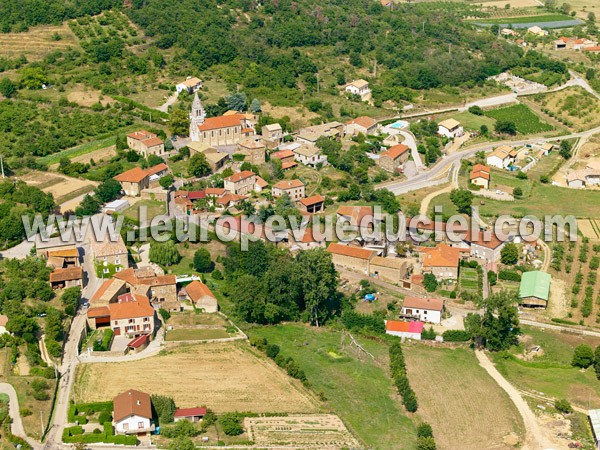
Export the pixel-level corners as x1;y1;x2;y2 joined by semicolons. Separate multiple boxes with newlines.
398;130;424;170
568;70;600;100
377;125;600;195
475;350;560;450
157;91;179;113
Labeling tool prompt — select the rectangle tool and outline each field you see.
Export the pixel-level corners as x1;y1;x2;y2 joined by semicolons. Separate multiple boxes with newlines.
436;110;496;132
123;199;166;224
0;23;79;61
404;344;524;450
473;14;576;24
459;267;479;293
527;87;600;132
245;414;359;449
485;104;554;135
17;170;98;207
73;341;318;413
164;328;230;341
493;326;600;410
577;219;600;240
251;324;418;450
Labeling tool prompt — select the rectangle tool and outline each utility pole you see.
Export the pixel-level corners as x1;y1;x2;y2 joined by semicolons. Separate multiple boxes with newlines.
0;154;4;179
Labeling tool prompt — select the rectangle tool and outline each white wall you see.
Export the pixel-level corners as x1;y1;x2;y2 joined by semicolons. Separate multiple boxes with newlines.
400;307;442;324
115;415;151;434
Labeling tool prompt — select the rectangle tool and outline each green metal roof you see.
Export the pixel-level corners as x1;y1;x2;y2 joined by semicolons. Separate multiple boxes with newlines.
519;271;551;301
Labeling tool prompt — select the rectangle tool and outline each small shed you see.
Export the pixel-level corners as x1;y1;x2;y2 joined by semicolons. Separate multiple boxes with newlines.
127;334;150;354
384;320;424;340
174;407;207;423
519;271;551;308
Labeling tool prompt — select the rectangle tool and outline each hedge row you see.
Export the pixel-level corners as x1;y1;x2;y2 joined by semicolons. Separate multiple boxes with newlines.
498;270;521;282
250;337;307;383
389;342;418;412
442;330;471;342
63;422;137;445
341;310;385;335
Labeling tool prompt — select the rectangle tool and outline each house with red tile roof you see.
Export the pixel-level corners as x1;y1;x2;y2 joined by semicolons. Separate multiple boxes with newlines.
114;267;179;312
400;297;444;324
114;167;150;196
344;116;378;136
49;267;83;290
127;130;165;157
183;280;218;313
336;205;381;231
420;244;464;280
327;242;377;274
224;170;259;195
464;231;506;262
87;293;155;338
377;144;410;173
289;227;327;251
91;234;129;274
384;320;423;340
272;179;305;201
470;164;491;189
271;149;296;165
113;389;154;435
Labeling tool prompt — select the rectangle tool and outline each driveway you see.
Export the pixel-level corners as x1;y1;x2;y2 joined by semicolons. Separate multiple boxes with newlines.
0;383;42;450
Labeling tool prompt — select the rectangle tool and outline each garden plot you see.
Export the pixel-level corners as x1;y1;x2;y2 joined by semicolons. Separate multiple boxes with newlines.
244;414;359;449
17;170;98;206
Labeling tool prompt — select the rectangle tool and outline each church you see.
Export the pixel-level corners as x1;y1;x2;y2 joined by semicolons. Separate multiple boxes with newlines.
189;93;255;147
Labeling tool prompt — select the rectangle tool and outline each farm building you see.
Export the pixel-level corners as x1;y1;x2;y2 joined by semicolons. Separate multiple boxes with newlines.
49;267;83;290
174;407;207;423
377;144;410;173
400;297;444;324
183;280;218;313
369;256;408;283
588;409;600;448
127;130;165;157
327;243;377;274
385;320;424;340
89;278;127;306
298;194;325;214
113;389;154;436
102;199;130;215
114;267;179;312
519;271;551;308
35;236;78;258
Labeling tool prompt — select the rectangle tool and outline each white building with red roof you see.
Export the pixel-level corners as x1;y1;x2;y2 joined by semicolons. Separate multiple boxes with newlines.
400;297;444;324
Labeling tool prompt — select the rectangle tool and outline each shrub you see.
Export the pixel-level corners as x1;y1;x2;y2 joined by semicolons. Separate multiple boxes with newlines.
219;413;244;436
417;436;437;450
98;411;112;424
572;344;594;368
422;327;436;340
417;422;433;438
266;344;280;359
498;270;521;282
442;330;471;342
555;399;573;414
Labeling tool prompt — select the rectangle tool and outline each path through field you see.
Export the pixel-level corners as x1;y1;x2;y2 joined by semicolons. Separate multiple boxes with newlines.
475;350;565;450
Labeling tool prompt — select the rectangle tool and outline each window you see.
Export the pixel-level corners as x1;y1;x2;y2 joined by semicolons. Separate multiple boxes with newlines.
103;268;109;274
123;423;129;431
138;422;144;429
129;319;134;324
114;321;118;326
143;317;149;322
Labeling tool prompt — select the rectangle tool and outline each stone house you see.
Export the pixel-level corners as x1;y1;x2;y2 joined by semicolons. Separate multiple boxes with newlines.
377;144;410;173
272;179;305;201
127;130;165;157
114;167;150;196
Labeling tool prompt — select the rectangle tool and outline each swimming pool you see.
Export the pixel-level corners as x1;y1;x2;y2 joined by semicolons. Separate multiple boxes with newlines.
388;120;409;130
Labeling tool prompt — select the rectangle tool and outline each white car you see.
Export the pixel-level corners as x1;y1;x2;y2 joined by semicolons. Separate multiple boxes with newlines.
496;190;504;195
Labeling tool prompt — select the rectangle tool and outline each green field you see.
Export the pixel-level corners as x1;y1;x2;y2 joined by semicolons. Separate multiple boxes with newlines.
437;110;497;132
123;199;166;223
485;104;553;135
473;14;575;24
250;325;417;450
165;328;230;341
430;179;600;218
492;326;600;410
460;267;479;292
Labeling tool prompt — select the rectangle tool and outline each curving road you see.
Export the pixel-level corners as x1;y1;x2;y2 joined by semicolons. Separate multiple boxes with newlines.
0;383;43;450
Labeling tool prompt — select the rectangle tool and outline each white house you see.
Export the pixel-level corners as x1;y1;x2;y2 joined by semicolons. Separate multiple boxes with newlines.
113;389;154;436
345;79;371;100
400;297;444;324
176;77;203;94
527;26;548;37
293;145;328;167
437;119;464;139
486;145;517;169
384;320;423;340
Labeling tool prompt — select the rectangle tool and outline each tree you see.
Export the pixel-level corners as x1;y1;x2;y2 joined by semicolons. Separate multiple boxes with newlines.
479;124;489;136
495;120;517;135
554;399;573;414
159;174;174;189
416;436;437;450
219;413;243;436
168;437;195;450
188;153;211;178
0;77;17;98
226;92;247;112
572;344;594;368
559;140;572;159
151;394;176;424
149;241;181;266
423;273;438;292
250;98;261;113
193;248;214;273
450;188;473;215
500;243;519;265
594;345;600;379
20;67;47;89
95;179;122;203
513;187;523;199
417;422;433;438
170;109;190;137
75;194;101;216
468;105;484;116
467;291;519;351
295;249;339;327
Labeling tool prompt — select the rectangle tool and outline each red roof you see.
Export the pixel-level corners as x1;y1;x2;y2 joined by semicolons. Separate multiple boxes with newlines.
470;170;490;181
346;116;377;129
472;164;490;174
583;46;600;52
381;144;409;160
422;244;461;268
174;407;207;418
299;194;324;207
466;231;504;249
273;179;305;190
385;320;424;333
282;161;298;170
109;295;154;320
142;137;164;147
271;150;295;160
327;243;376;260
127;333;150;349
403;296;444;312
145;163;168;176
197;114;245;131
114;167;149;183
225;170;255;183
128;130;155;140
188;191;206;200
